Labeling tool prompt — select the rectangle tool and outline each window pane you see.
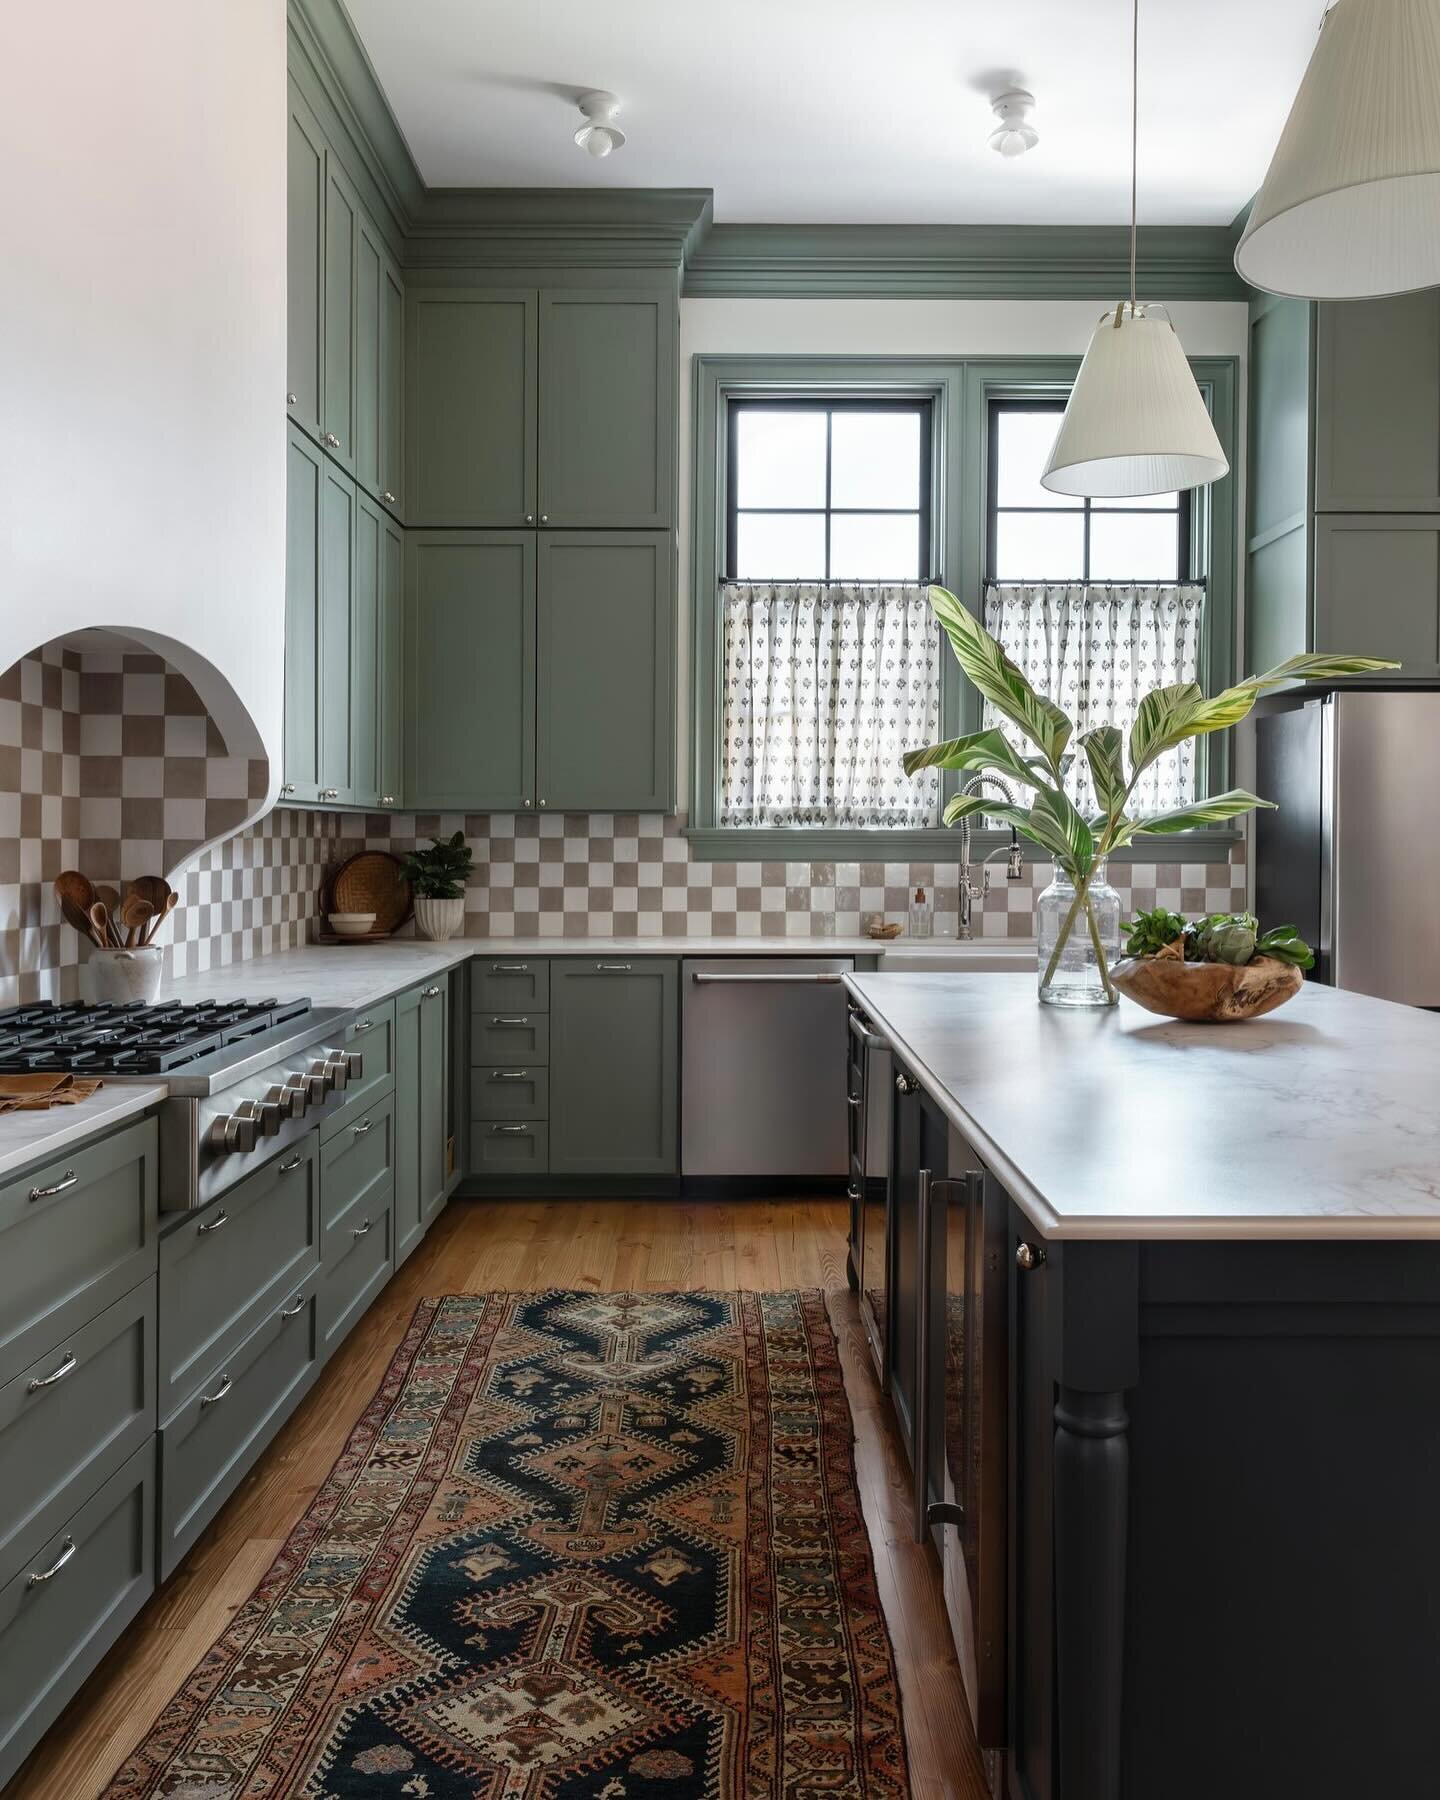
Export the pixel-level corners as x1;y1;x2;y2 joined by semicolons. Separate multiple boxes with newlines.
993;510;1085;581
734;409;826;508
1089;511;1182;581
830;410;922;509
830;512;922;581
1092;491;1180;510
994;408;1080;508
734;511;827;580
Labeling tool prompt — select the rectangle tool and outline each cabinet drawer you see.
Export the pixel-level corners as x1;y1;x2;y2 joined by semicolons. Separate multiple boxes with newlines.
0;1117;157;1390
320;1002;396;1141
0;1282;155;1592
471;1065;549;1120
320;1092;395;1257
472;958;549;1014
320;1200;394;1355
158;1136;319;1420
472;1120;549;1176
158;1273;321;1579
472;1012;550;1064
0;1437;155;1791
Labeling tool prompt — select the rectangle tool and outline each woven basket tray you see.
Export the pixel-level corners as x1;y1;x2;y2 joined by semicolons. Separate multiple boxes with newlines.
325;851;412;936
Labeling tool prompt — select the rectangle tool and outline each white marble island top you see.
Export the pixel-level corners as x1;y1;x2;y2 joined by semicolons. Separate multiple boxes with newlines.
846;971;1440;1241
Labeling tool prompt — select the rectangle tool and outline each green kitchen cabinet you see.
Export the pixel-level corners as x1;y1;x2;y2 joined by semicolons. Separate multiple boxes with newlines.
407;531;536;809
377;507;404;807
395;980;449;1266
406;289;537;527
1314;515;1440;673
284;427;325;803
537;532;674;811
321;152;359;475
548;959;678;1175
351;492;383;808
317;460;357;804
538;288;675;528
355;216;404;519
1313;292;1440;514
286;82;325;445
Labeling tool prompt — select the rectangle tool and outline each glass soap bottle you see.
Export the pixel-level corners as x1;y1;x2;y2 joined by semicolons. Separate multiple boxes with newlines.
908;885;933;938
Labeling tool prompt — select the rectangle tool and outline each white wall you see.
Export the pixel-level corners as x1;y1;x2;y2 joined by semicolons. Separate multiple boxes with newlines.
677;296;1250;801
0;2;288;775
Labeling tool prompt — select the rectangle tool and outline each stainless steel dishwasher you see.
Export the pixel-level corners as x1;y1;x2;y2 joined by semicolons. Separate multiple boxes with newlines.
681;957;853;1176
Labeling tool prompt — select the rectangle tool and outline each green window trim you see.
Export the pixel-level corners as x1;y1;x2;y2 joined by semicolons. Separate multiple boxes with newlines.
686;351;1240;863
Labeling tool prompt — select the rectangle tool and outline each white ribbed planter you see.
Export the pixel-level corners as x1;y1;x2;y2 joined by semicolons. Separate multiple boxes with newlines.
414;895;464;942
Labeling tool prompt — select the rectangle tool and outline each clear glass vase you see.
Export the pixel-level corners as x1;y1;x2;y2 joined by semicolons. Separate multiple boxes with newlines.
1036;863;1121;1008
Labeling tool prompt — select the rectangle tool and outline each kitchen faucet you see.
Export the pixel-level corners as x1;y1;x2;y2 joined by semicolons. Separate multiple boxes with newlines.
958;773;1025;939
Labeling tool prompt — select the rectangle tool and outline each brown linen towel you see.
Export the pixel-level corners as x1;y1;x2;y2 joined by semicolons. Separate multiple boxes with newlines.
0;1074;104;1112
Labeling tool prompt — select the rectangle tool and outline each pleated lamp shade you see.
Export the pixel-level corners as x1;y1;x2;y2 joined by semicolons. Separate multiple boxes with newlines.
1040;306;1230;498
1235;0;1440;299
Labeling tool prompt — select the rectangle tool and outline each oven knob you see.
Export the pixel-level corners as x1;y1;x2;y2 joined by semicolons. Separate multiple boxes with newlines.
323;1051;350;1093
345;1051;364;1083
303;1060;331;1104
210;1102;261;1155
271;1077;309;1119
256;1098;283;1138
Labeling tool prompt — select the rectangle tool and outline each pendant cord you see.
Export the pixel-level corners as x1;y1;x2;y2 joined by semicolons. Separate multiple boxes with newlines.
1129;0;1138;311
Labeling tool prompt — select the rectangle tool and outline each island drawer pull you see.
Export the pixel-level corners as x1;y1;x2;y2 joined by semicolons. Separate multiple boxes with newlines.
26;1537;76;1587
278;1293;306;1319
27;1351;77;1393
198;1209;229;1234
200;1374;233;1408
491;1124;531;1136
595;962;632;972
352;1218;373;1238
490;1069;529;1081
492;1016;530;1026
28;1169;77;1203
491;961;530;972
846;1092;864;1108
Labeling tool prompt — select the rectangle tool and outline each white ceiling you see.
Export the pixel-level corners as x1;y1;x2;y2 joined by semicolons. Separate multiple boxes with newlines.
342;0;1327;226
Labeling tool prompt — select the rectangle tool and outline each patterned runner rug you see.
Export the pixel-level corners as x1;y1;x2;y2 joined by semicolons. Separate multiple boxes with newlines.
106;1291;909;1798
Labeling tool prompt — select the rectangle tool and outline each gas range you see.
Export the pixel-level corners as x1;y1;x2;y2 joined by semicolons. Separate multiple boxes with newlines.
0;997;362;1212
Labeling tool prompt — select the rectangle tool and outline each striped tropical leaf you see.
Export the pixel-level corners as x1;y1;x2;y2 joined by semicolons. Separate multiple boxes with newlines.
1028;785;1094;871
1080;725;1126;816
1130;788;1277;835
927;586;1072;770
941;792;1034;833
902;728;1046;789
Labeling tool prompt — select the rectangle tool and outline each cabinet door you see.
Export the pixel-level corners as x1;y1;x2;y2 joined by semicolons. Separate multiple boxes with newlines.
377;510;404;806
393;985;422;1265
351;491;383;808
536;532;673;811
549;960;677;1175
406;531;535;809
419;981;448;1226
317;461;356;803
406;289;536;526
379;259;405;518
354;214;384;504
1315;294;1440;512
538;288;675;527
321;152;359;474
283;427;325;803
286;84;325;445
1314;514;1440;673
889;1077;948;1478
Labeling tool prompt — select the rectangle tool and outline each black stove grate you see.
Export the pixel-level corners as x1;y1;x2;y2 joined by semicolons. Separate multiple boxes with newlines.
0;997;313;1075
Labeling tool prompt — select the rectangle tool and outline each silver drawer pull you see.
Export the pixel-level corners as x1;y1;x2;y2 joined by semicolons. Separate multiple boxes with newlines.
846;1093;864;1108
490;1069;529;1081
352;1217;373;1237
26;1537;76;1588
279;1153;304;1174
491;961;530;972
352;1117;374;1137
278;1294;306;1319
198;1208;229;1234
352;1017;374;1033
595;962;632;972
491;1124;531;1136
200;1374;233;1408
422;985;442;999
492;1016;529;1026
28;1169;77;1203
27;1351;77;1394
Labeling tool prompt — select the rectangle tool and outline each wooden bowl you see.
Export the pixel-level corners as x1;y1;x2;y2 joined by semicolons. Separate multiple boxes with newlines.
1109;953;1305;1023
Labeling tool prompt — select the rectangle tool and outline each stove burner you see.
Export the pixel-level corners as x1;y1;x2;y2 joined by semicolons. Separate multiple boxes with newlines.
0;997;313;1075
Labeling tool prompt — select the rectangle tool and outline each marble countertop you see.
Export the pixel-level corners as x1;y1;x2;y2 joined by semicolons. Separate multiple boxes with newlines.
0;1082;167;1184
847;971;1440;1241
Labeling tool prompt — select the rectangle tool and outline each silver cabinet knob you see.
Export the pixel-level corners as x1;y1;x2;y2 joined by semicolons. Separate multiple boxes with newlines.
1016;1242;1047;1271
538;798;547;807
286;392;298;406
319;787;339;801
380;794;395;805
280;783;295;797
524;513;535;525
422;985;442;999
895;1072;919;1095
381;490;396;504
539;513;548;523
323;431;340;449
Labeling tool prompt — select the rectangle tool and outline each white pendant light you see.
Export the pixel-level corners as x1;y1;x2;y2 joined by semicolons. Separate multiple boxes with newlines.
1041;0;1228;499
1235;0;1440;299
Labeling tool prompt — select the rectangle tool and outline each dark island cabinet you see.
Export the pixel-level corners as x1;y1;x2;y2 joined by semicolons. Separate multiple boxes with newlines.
888;1069;948;1518
549;959;678;1175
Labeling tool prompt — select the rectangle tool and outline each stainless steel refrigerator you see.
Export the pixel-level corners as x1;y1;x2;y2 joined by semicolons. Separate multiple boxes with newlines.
1254;687;1440;1006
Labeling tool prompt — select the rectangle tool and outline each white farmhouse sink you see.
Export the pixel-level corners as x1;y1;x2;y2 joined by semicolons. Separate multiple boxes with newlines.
878;942;1035;973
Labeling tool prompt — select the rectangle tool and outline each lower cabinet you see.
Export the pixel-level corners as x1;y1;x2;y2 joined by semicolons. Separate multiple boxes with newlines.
549;959;677;1175
395;978;448;1265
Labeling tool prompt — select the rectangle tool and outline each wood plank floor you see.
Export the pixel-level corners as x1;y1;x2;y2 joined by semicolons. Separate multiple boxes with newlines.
10;1197;991;1800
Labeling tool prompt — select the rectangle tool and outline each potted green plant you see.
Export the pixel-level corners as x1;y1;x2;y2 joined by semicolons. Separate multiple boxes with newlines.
401;831;473;942
903;587;1395;1007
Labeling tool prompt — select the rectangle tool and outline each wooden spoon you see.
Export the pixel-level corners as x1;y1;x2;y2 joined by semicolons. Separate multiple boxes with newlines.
95;884;121;918
89;900;116;949
55;871;102;947
141;891;178;946
128;875;171;925
119;893;154;949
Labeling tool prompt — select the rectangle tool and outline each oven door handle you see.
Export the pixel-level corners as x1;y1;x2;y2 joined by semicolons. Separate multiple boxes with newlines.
847;1010;888;1051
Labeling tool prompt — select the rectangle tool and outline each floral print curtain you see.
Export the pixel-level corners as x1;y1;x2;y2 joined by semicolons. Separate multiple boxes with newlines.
721;583;941;828
983;582;1205;815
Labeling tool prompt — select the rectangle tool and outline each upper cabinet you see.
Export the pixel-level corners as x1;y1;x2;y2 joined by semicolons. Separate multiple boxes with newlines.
355;218;405;519
285;86;325;445
406;285;676;530
321;154;359;475
1247;289;1440;676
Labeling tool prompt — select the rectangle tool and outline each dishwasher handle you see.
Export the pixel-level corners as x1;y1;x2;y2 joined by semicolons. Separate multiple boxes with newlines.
848;1009;889;1050
691;971;844;985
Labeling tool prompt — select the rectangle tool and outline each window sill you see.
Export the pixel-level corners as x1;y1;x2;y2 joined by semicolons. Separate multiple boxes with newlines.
683;826;1244;863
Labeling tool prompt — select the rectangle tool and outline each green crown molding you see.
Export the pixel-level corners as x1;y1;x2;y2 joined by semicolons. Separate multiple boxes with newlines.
404;188;714;271
682;222;1249;299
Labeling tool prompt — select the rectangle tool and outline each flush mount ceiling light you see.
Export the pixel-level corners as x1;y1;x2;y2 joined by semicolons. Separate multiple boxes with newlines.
574;90;626;159
1040;0;1228;499
988;89;1039;157
1235;0;1440;299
